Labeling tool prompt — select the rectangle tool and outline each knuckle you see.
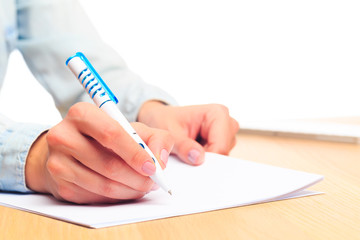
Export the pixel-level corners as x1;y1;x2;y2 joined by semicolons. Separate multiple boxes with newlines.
152;128;173;143
67;102;88;119
46;156;64;177
160;129;172;140
100;124;120;144
46;126;65;146
103;157;120;180
57;185;74;201
132;148;149;169
160;130;175;150
212;104;229;114
100;181;117;198
137;178;154;192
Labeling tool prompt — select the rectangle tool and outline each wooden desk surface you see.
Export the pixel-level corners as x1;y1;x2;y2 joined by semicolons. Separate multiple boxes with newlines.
1;133;360;239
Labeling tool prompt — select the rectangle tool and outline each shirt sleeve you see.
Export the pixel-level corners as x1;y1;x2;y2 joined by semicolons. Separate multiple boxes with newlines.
0;114;49;193
16;0;177;121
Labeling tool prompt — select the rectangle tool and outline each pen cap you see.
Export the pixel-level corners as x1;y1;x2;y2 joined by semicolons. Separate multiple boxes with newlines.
67;55;111;107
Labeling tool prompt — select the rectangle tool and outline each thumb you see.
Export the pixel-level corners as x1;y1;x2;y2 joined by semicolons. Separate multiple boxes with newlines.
172;135;205;166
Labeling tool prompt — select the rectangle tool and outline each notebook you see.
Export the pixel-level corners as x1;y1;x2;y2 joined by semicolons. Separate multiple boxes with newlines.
0;153;323;228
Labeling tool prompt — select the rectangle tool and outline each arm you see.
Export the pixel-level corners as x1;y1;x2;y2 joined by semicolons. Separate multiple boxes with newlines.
1;0;176;202
14;0;238;193
16;0;177;121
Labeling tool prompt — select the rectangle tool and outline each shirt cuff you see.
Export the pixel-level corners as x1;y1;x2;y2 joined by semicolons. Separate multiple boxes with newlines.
0;122;49;193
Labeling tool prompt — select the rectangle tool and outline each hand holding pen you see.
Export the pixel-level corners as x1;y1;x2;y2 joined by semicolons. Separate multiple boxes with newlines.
66;53;173;195
25;102;174;204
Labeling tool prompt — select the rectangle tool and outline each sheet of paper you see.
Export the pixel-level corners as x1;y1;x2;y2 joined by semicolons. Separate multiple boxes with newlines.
0;153;323;228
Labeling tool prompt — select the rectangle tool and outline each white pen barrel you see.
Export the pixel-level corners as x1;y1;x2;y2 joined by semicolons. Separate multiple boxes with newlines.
101;102;165;175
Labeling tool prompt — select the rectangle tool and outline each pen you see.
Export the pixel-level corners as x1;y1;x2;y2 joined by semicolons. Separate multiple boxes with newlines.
66;52;172;195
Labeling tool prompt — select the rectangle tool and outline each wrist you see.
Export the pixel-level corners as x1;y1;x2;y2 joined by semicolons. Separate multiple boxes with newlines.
137;100;168;124
25;131;49;193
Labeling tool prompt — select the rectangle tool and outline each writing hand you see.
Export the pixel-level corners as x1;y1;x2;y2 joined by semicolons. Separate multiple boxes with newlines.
25;102;173;204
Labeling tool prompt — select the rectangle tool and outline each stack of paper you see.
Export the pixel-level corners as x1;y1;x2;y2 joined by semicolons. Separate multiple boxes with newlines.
0;153;323;228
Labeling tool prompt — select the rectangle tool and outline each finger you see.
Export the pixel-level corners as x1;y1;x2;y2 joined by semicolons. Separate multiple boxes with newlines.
65;103;156;176
50;180;139;204
47;118;155;191
46;154;148;200
63;132;155;191
171;135;205;166
132;122;174;169
76;141;155;192
203;119;238;151
202;110;239;155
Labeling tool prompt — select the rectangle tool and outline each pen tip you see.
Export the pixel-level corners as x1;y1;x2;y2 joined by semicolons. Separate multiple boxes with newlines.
168;190;172;196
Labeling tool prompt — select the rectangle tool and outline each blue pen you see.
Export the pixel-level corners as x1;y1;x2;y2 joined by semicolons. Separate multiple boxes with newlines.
66;52;172;195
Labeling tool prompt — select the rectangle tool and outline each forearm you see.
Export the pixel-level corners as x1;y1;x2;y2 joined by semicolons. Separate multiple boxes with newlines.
17;0;177;122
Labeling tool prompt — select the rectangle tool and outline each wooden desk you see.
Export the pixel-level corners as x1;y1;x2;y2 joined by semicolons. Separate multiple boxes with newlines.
1;133;359;239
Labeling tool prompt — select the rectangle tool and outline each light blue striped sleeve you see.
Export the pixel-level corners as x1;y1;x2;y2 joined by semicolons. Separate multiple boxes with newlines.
0;114;49;193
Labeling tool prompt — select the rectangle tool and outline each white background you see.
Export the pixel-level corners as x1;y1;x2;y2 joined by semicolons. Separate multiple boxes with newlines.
0;0;359;125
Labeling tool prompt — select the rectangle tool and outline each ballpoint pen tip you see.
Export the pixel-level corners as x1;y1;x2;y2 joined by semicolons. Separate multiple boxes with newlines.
168;190;172;196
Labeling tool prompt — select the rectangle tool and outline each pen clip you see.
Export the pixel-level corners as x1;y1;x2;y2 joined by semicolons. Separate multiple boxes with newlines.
67;52;118;104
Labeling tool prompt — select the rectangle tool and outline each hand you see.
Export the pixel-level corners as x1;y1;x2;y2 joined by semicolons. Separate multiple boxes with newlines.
25;102;174;204
138;101;239;165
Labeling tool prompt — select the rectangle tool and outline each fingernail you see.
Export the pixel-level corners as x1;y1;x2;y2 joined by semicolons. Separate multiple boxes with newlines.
151;183;159;191
188;149;200;164
142;161;156;175
160;149;169;166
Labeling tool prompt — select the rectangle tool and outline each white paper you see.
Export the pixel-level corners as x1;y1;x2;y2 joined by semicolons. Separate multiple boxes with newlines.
0;153;323;228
